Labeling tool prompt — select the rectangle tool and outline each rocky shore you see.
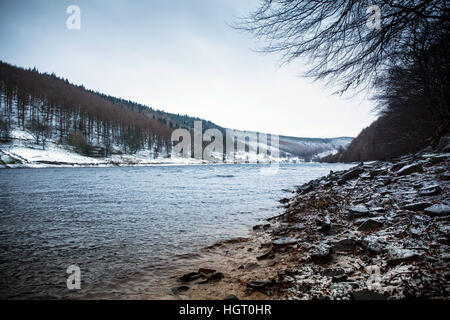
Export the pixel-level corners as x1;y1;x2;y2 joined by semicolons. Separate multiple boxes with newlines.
172;145;450;300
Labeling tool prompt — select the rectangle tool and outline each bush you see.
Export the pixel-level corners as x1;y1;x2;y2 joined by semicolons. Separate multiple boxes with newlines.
67;131;93;155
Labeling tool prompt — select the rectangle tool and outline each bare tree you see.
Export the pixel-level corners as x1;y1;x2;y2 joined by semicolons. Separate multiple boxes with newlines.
237;0;449;93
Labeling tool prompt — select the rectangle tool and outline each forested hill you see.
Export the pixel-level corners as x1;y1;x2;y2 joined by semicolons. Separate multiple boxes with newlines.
0;61;351;161
0;61;173;155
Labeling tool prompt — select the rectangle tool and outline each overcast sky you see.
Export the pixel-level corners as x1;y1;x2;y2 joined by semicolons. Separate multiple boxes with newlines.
0;0;377;138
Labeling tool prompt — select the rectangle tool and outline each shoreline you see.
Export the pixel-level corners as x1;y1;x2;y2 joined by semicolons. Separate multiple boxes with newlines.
166;149;450;300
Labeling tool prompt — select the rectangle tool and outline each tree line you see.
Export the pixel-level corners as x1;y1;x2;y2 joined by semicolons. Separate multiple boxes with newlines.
0;61;173;156
240;0;449;162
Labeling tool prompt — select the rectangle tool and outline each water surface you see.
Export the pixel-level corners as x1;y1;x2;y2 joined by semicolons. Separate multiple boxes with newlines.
0;163;353;299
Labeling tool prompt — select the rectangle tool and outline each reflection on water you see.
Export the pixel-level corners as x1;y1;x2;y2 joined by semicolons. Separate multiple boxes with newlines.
0;163;352;299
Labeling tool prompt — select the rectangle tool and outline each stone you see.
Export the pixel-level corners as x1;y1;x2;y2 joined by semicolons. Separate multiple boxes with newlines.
360;236;386;254
210;272;224;280
402;202;432;211
388;248;421;265
424;204;450;217
332;239;358;251
338;167;364;184
347;204;370;219
296;183;314;194
332;274;348;283
418;185;442;196
257;250;274;260
253;224;270;231
279;198;290;204
396;163;423;176
357;219;384;232
198;268;216;277
370;169;388;178
179;272;202;282
391;161;409;172
246;280;276;291
272;237;299;246
171;285;190;295
310;243;332;262
321;268;345;277
223;294;239;300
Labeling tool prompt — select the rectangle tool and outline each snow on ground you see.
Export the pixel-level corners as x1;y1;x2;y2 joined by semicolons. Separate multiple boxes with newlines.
0;128;315;169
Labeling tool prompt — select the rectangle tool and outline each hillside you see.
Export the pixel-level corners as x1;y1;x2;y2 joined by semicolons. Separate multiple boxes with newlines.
0;61;352;167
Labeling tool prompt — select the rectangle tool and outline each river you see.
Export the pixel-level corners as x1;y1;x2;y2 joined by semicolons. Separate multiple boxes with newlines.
0;163;353;299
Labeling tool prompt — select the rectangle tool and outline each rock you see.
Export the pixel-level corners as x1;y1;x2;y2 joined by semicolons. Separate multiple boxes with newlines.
370;169;388;178
253;224;270;231
257;249;274;260
402;202;433;211
391;161;409;172
332;239;358;251
429;153;450;164
240;262;259;271
351;290;387;300
296;183;314;194
171;285;190;295
272;237;299;246
321;268;345;277
179;272;202;282
210;272;224;280
360;236;386;254
424;204;450;217
388;248;421;265
223;294;239;300
310;243;332;262
246;280;276;291
396;163;423;176
279;198;290;204
272;224;290;236
290;223;306;231
316;218;331;232
198;268;216;277
338;167;364;184
440;173;450;181
347;204;370;219
332;274;348;283
418;185;442;196
357;219;384;232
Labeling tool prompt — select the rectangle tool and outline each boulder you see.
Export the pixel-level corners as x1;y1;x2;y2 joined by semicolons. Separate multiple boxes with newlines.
332;239;358;251
357;219;384;232
396;163;423;176
179;272;202;282
272;237;299;246
338;167;364;184
402;202;432;211
418;185;442;196
347;204;370;219
246;280;276;291
424;204;450;217
360;236;386;254
223;294;239;300
388;248;421;265
321;268;345;277
310;243;332;262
